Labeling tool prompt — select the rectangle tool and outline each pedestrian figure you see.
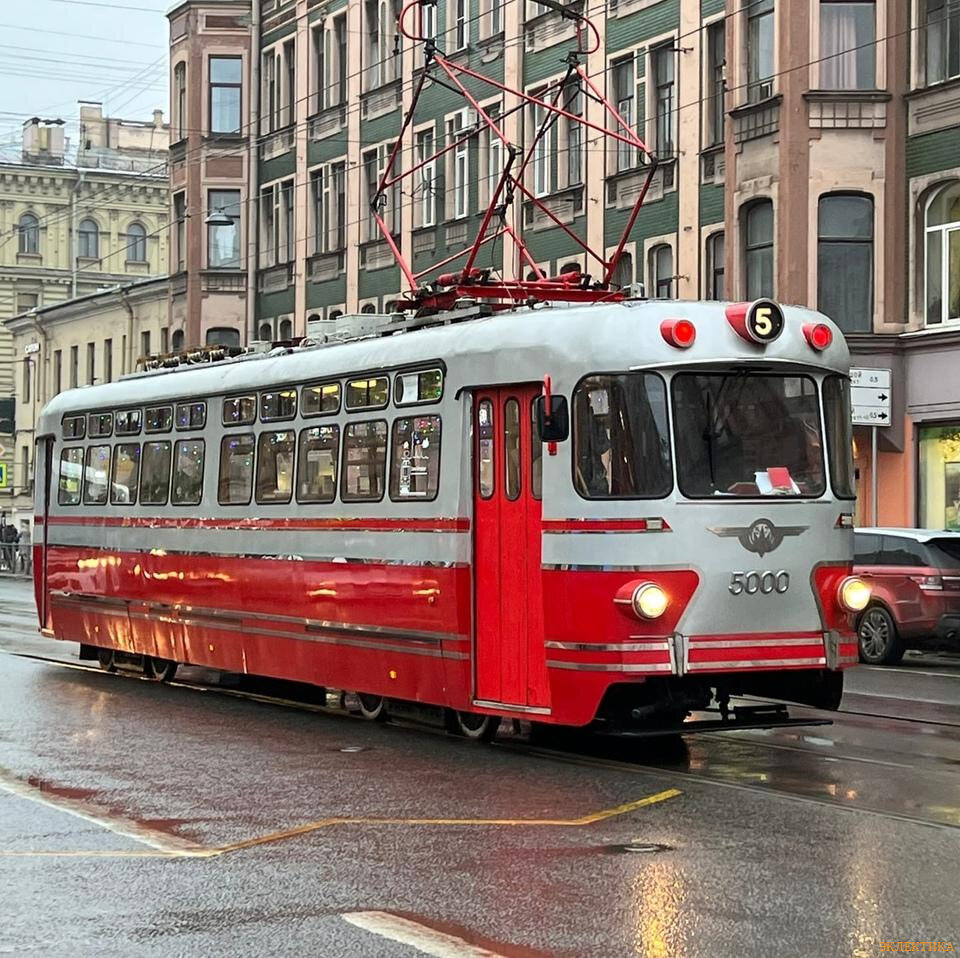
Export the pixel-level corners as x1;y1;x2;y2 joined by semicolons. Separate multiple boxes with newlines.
18;523;31;576
0;517;14;573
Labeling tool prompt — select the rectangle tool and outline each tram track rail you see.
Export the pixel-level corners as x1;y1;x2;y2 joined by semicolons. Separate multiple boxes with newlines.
7;647;959;832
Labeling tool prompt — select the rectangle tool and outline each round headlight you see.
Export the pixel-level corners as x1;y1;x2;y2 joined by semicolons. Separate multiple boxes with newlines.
633;583;668;620
838;576;871;613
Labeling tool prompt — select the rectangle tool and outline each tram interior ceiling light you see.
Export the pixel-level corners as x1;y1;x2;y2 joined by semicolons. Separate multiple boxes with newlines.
837;576;871;613
632;583;669;620
660;318;696;349
802;323;833;352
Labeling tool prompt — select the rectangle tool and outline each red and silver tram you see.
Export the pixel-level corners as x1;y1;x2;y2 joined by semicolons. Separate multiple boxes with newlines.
31;299;870;737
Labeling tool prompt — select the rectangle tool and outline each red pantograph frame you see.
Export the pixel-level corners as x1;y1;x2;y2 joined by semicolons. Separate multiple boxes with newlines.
373;0;659;312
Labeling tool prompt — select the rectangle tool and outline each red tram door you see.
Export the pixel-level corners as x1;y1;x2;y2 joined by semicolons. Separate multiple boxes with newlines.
473;387;549;709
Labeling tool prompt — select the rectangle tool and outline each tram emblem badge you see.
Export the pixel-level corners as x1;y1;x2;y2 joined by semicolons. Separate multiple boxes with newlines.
708;519;808;557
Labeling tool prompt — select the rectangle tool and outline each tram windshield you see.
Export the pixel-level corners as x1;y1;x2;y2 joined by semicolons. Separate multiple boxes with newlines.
672;373;825;498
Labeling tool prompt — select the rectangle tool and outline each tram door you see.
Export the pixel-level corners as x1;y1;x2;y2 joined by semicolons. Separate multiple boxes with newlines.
473;386;548;708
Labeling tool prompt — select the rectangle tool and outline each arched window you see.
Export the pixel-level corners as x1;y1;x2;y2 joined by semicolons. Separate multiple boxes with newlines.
649;244;673;299
127;222;147;263
925;181;960;327
360;303;377;314
18;213;39;255
818;193;874;332
559;261;581;276
78;219;99;259
172;329;185;352
258;322;274;341
706;231;725;300
612;252;633;290
278;318;292;340
206;327;241;347
743;200;773;299
329;309;343;321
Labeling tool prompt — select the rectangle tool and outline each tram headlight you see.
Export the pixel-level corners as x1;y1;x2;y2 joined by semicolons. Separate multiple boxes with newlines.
633;583;668;620
837;576;871;613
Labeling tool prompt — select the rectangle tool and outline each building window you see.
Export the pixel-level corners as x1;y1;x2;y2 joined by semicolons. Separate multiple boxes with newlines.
174;62;187;139
820;1;875;89
70;345;78;388
172;329;185;352
283;40;296;127
86;342;96;385
207;327;241;347
706;21;726;145
18;213;39;255
649;244;674;299
446;113;470;215
207;189;241;268
707;231;725;300
818;193;874;332
16;292;38;314
53;349;62;395
104;338;113;383
77;219;99;259
479;102;503;207
22;359;30;404
926;0;960;85
363;143;398;240
415;129;437;228
613;56;638;172
261;184;277;266
925;181;960;327
174;193;186;271
454;0;469;49
747;0;775;102
563;80;583;187
209;56;242;134
281;180;294;262
744;200;774;298
126;222;147;262
262;51;278;133
312;161;346;253
313;13;347;111
652;43;675;156
612;251;633;290
365;0;401;90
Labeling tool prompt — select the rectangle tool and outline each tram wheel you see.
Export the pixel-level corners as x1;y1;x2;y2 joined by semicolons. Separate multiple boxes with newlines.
356;693;387;722
145;657;178;682
96;648;116;672
857;605;904;666
453;711;501;742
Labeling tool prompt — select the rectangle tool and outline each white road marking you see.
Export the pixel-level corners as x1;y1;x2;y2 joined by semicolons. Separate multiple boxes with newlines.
342;911;510;958
0;765;209;856
859;668;960;679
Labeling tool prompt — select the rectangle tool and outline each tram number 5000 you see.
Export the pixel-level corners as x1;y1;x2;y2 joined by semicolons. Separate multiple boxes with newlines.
729;571;790;595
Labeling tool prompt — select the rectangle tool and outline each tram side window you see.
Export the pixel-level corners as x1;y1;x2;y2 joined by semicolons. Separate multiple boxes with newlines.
345;376;389;410
62;416;85;440
58;447;84;505
260;389;297;422
478;399;495;498
297;426;339;503
394;368;443;406
530;398;542;501
573;373;672;499
176;401;206;431
115;409;142;436
140;442;172;506
88;413;113;439
218;434;254;505
342;421;387;501
301;382;341;417
222;395;256;426
823;376;856;500
256;431;295;503
111;443;140;505
83;445;111;505
390;416;441;501
145;405;173;433
504;398;521;501
172;439;205;505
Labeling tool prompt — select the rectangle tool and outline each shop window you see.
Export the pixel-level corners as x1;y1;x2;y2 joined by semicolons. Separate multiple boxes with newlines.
84;445;111;505
58;447;83;505
924;181;960;327
256;430;295;503
111;444;140;504
172;439;205;505
919;424;960;530
341;420;387;501
140;442;172;505
390;416;441;500
218;434;254;504
818;193;874;332
297;425;339;502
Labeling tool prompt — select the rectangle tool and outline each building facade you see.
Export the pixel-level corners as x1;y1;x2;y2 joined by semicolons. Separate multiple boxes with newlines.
0;104;169;519
168;0;960;529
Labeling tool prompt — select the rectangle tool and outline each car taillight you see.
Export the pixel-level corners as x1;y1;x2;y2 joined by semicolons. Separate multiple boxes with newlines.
910;574;943;591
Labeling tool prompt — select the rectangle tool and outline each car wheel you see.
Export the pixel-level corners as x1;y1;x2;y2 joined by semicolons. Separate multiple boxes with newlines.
858;605;904;665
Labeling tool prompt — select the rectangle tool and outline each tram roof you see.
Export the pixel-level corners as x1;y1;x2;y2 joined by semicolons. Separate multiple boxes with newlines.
37;299;850;434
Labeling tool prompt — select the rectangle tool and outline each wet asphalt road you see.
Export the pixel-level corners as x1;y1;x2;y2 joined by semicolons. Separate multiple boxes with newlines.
1;576;959;957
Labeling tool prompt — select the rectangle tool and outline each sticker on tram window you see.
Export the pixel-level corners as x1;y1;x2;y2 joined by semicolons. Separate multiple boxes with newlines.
88;412;113;439
115;409;142;436
297;425;339;503
145;405;173;433
260;389;297;422
58;447;84;505
301;382;341;417
394;368;443;406
345;376;389;410
745;299;785;343
222;395;256;426
176;401;206;431
390;416;441;501
62;416;85;440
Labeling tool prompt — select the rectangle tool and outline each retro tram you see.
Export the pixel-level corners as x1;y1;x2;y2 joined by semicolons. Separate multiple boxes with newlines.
31;298;871;739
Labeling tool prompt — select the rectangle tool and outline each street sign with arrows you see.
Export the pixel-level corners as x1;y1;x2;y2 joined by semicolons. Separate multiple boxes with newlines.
850;367;892;426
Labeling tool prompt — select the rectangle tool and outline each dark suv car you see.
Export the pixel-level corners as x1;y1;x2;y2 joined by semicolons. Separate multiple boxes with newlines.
853;528;960;664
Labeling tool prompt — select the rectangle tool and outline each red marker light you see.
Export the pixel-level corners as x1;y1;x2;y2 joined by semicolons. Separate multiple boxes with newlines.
803;322;833;351
661;318;696;349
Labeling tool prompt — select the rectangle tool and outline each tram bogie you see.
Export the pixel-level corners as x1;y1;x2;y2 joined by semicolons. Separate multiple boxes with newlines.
31;299;868;735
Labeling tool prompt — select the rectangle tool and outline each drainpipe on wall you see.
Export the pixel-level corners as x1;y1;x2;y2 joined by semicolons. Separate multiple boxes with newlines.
70;172;86;298
246;2;261;346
